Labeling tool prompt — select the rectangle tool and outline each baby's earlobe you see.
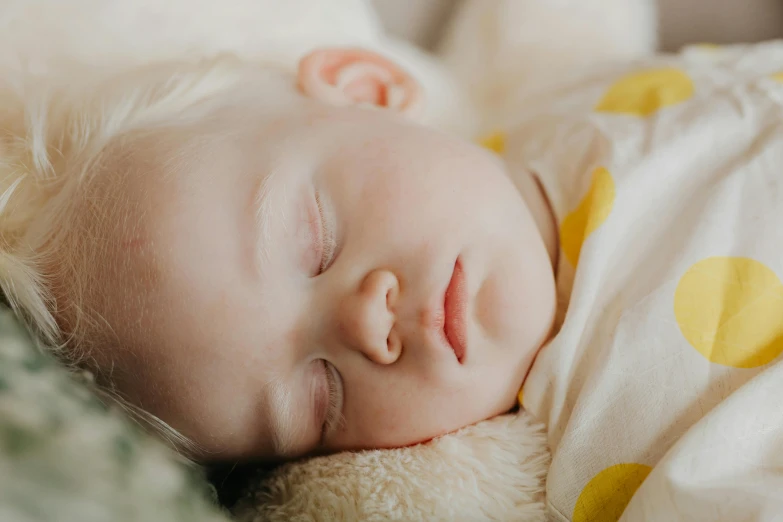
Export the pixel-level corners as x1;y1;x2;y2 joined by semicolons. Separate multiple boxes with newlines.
297;48;424;119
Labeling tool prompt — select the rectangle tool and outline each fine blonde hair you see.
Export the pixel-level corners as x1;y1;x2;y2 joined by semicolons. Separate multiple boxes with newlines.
0;55;295;455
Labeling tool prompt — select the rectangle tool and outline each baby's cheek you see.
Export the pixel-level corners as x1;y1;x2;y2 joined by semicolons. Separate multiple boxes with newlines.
340;385;471;449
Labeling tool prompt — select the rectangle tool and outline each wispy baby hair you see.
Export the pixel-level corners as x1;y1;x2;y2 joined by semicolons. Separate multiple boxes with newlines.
0;54;293;454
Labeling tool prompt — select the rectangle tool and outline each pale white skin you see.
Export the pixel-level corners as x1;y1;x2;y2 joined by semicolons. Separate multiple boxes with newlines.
81;49;558;461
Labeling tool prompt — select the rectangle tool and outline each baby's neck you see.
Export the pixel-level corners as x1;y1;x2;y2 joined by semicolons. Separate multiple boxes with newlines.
508;164;558;268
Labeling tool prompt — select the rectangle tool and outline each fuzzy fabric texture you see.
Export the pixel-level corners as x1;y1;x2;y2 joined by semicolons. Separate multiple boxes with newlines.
233;413;550;522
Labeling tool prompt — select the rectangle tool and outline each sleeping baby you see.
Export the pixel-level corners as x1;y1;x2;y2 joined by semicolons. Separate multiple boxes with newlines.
0;48;558;460
2;13;783;522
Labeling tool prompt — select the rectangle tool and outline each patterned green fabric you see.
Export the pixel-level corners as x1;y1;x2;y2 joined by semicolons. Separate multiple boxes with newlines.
0;306;232;522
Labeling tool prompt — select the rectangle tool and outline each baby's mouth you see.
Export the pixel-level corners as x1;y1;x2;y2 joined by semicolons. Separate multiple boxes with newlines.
443;258;467;364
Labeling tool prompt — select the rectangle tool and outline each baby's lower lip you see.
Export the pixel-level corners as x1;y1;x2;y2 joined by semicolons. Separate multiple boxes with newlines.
444;258;467;363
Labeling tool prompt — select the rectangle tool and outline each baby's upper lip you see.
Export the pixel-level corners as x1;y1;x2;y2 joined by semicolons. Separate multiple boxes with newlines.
443;258;467;363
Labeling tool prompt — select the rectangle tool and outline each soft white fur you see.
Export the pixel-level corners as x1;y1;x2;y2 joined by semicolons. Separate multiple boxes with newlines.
233;414;550;522
0;1;656;520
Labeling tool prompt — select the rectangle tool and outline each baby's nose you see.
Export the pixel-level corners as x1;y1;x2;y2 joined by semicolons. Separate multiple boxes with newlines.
337;269;401;364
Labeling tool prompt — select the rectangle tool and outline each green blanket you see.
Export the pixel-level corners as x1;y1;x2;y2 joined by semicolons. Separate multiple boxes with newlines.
0;306;232;522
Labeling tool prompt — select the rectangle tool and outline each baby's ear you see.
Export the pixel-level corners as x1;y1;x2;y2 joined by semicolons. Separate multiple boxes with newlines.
297;48;424;119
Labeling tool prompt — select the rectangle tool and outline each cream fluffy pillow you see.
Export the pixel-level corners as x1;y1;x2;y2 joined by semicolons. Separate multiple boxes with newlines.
234;413;550;522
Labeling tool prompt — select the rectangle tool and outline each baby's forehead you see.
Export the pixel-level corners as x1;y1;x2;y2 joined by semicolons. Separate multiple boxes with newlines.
84;89;326;272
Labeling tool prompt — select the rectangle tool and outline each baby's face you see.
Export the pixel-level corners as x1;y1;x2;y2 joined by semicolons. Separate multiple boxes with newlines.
92;94;556;461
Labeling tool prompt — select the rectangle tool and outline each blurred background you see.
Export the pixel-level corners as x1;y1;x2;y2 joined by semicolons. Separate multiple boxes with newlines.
372;0;783;51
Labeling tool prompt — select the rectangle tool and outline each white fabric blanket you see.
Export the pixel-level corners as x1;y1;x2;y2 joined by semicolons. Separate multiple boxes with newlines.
0;0;475;136
506;41;783;521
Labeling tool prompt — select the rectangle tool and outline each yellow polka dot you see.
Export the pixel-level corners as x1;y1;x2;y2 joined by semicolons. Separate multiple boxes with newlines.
478;132;506;154
596;68;695;117
674;257;783;369
772;72;783;83
560;167;615;266
573;463;652;522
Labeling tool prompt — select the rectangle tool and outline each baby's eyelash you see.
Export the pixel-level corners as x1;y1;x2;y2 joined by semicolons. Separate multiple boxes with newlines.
315;191;337;274
321;360;343;442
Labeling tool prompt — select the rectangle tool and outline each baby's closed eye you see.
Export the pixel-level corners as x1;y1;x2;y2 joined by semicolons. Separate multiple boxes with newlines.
316;359;344;443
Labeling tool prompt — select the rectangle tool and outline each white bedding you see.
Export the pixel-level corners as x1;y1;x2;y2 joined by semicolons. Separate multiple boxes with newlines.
507;41;783;521
0;0;475;136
